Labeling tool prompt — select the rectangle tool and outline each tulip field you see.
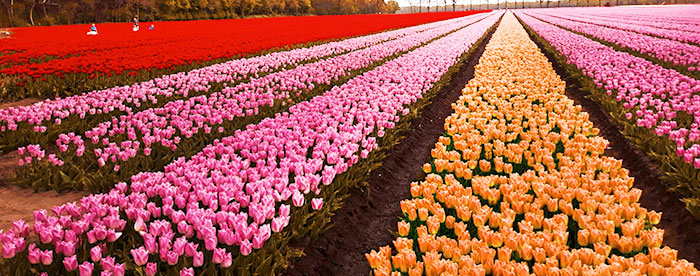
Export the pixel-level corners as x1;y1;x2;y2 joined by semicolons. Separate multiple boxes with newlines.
0;12;473;100
1;5;700;276
368;12;699;276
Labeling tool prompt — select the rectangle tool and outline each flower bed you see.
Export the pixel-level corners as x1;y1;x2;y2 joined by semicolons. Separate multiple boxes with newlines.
532;6;700;45
524;11;700;78
367;12;699;276
0;12;502;276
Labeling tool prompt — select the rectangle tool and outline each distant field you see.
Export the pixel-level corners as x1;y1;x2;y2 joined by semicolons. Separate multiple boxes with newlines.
0;12;481;100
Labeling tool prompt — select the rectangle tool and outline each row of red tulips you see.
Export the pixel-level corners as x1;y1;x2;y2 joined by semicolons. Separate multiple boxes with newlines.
0;12;481;100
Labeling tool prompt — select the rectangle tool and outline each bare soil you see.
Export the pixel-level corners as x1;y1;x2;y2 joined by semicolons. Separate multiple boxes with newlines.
0;185;87;231
0;97;43;109
0;148;86;232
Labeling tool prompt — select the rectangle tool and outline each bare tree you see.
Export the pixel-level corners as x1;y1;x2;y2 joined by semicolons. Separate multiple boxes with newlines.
452;0;455;11
29;0;48;25
427;0;430;12
2;0;15;26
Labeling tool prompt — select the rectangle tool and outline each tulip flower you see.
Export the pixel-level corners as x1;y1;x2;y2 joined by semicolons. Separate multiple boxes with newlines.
146;262;157;276
311;198;324;210
41;250;53;265
130;247;149;266
193;251;204;267
180;268;194;276
90;246;102;263
63;255;78;271
240;239;253;256
28;246;41;264
79;261;94;276
112;264;126;276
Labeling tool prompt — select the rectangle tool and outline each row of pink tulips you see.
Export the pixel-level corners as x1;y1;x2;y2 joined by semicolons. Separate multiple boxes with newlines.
18;13;491;174
0;12;501;275
516;12;700;168
525;11;700;71
0;15;472;151
569;6;700;34
537;9;700;46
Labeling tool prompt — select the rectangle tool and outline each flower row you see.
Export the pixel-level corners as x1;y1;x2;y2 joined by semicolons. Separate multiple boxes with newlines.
0;14;478;152
570;6;700;32
525;11;700;72
540;8;700;45
0;12;501;276
367;12;698;276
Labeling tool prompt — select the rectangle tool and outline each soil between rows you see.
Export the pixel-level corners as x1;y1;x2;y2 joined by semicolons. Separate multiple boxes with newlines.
282;22;497;276
523;21;700;267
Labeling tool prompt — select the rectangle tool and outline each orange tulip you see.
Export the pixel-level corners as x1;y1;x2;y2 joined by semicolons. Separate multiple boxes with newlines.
648;211;662;225
646;261;664;276
422;163;433;174
418;208;429;221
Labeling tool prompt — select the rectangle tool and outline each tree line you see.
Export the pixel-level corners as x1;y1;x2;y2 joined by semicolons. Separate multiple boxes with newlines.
1;0;401;27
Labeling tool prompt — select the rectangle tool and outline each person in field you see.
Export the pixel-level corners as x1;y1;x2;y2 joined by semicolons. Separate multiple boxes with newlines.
133;15;140;31
87;23;98;35
149;24;155;30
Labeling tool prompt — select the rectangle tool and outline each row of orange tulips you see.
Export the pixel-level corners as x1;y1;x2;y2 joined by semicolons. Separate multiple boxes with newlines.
367;12;699;276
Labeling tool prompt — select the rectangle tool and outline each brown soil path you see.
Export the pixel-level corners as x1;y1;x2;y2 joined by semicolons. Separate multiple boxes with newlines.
0;185;87;231
0;97;43;109
0;149;87;232
282;21;497;276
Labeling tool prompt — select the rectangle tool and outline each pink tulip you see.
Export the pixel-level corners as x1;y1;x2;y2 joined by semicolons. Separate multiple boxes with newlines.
180;267;194;276
311;198;324;210
41;250;53;265
166;251;179;266
2;242;16;259
28;246;41;264
63;255;78;271
90;246;102;263
292;190;304;207
193;251;204;267
79;261;94;276
102;256;115;271
11;220;30;238
113;263;125;276
130;247;149;266
240;239;253;256
146;262;157;276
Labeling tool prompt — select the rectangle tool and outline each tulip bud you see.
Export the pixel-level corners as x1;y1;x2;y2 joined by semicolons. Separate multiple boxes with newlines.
311;198;324;210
